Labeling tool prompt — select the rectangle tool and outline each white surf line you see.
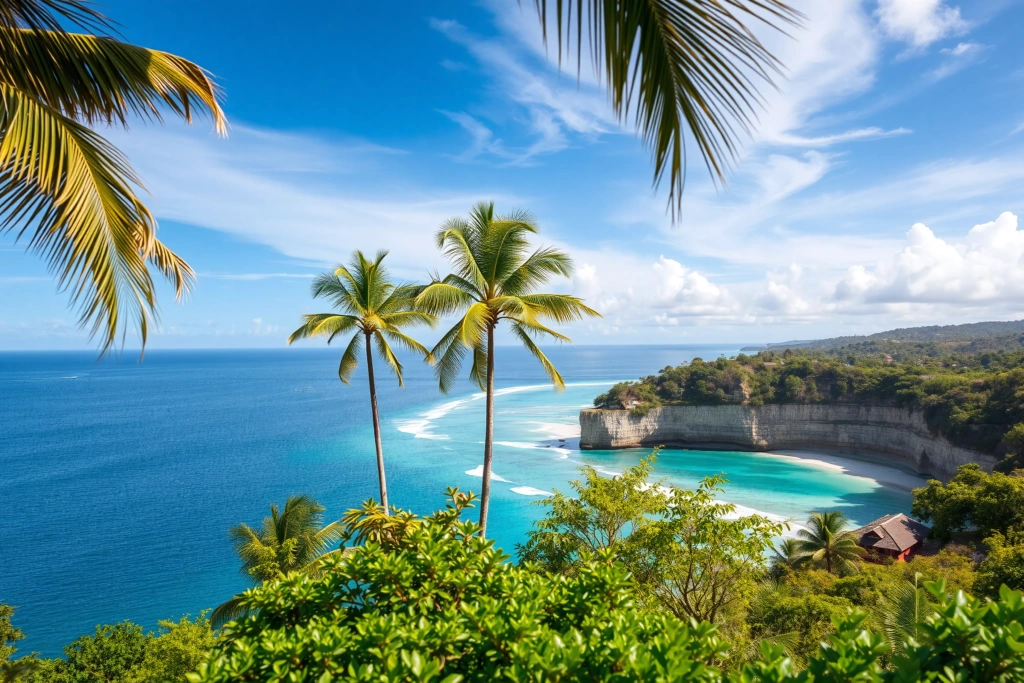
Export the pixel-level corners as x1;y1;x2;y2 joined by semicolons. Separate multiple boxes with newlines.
511;486;553;496
470;381;620;401
464;465;511;483
394;398;468;440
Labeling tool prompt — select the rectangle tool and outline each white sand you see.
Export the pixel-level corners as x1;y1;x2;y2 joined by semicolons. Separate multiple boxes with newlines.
530;422;581;440
761;450;928;492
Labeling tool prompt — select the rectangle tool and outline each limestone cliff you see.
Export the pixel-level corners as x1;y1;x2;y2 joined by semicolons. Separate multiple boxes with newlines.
579;404;998;480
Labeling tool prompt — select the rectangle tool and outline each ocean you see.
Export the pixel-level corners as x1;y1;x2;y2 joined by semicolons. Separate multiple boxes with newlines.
0;345;919;655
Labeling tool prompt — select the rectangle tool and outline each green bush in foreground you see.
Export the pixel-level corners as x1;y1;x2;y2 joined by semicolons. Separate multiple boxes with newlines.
190;493;1024;683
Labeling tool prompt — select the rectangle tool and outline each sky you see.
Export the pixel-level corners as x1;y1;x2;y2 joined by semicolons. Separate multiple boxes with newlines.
2;0;1024;350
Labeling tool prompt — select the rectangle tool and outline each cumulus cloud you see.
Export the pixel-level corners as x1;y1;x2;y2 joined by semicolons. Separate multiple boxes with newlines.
834;212;1024;307
876;0;967;49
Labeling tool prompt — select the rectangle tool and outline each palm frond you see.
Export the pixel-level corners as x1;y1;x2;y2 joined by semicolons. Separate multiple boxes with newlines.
311;272;358;312
511;315;573;343
0;82;162;351
336;331;362;384
517;293;601;323
431;318;470;394
209;593;249;631
511;322;566;390
0;0;109;36
879;572;931;656
435;217;487;291
468;340;488;391
379;309;437;329
381;327;432;362
286;313;360;345
0;28;227;132
479;211;538;286
373;331;404;387
500;246;574;296
458;301;491;348
415;281;476;318
534;0;801;220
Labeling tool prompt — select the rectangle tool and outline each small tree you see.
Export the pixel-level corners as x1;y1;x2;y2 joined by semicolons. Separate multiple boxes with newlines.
795;511;865;575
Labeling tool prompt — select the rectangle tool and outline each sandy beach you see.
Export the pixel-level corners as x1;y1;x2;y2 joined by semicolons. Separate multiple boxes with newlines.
759;450;929;493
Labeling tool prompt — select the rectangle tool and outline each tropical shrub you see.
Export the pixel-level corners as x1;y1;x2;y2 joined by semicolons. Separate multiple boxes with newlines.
912;464;1024;542
189;491;1024;682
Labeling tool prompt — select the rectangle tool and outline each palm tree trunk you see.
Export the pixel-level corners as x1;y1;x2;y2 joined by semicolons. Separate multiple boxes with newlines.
365;332;389;515
479;323;496;536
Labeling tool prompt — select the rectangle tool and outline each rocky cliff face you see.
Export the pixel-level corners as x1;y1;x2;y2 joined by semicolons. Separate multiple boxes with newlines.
579;404;998;480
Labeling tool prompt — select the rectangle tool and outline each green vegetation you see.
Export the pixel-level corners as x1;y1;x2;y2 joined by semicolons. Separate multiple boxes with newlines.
1;613;213;683
518;456;784;626
793;512;865;575
7;456;1024;682
0;0;225;351
183;483;1024;682
594;348;1024;468
211;495;344;627
288;251;437;511
416;201;599;535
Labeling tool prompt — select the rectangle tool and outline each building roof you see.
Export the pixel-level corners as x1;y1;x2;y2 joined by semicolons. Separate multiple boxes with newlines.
852;513;930;553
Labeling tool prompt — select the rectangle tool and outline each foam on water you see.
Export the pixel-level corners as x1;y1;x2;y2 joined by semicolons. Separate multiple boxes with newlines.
465;465;511;482
511;486;553;496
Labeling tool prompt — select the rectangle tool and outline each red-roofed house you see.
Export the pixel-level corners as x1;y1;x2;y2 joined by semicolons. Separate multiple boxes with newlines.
852;513;930;562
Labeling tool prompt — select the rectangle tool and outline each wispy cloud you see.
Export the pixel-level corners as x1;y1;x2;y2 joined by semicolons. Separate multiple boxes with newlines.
876;0;968;49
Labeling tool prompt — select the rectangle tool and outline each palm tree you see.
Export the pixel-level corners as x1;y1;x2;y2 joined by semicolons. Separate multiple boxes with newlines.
530;1;801;220
0;0;227;352
417;202;600;536
769;537;806;577
211;495;343;627
795;511;865;575
288;251;435;512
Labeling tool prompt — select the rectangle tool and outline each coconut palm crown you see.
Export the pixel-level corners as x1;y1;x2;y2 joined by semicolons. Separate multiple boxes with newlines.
795;511;865;575
417;201;600;535
288;250;436;512
211;495;343;628
0;0;227;352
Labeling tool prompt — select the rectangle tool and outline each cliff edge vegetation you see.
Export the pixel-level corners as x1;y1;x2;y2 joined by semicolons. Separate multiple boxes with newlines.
593;347;1024;472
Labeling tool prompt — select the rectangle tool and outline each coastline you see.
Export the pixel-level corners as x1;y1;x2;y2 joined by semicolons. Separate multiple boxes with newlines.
756;449;929;493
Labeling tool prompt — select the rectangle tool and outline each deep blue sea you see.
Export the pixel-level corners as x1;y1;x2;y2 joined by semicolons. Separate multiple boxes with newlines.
0;345;920;655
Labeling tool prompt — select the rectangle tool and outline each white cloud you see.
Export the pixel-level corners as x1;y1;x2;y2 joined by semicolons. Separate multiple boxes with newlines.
107;124;516;279
833;212;1024;307
876;0;968;48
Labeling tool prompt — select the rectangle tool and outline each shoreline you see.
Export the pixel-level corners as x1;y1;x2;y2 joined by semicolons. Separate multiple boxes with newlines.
756;449;929;493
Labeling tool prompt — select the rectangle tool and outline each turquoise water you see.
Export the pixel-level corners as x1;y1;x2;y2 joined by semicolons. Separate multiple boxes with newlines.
0;346;916;655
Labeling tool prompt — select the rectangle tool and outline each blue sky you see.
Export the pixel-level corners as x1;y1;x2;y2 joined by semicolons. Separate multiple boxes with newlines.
2;0;1024;349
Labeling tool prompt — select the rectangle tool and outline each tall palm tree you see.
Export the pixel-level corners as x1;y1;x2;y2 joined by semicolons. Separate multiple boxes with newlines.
0;0;227;351
288;251;435;513
211;495;343;627
795;511;865;575
531;1;801;220
417;202;600;536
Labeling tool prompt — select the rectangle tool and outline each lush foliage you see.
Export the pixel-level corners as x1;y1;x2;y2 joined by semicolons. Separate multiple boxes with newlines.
212;495;343;627
793;511;865;575
0;605;22;664
912;464;1024;543
5;614;214;683
594;348;1024;464
519;456;785;625
0;0;226;351
187;491;1024;683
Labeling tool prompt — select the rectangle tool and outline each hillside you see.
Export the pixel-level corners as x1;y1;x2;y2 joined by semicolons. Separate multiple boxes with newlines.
742;319;1024;358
